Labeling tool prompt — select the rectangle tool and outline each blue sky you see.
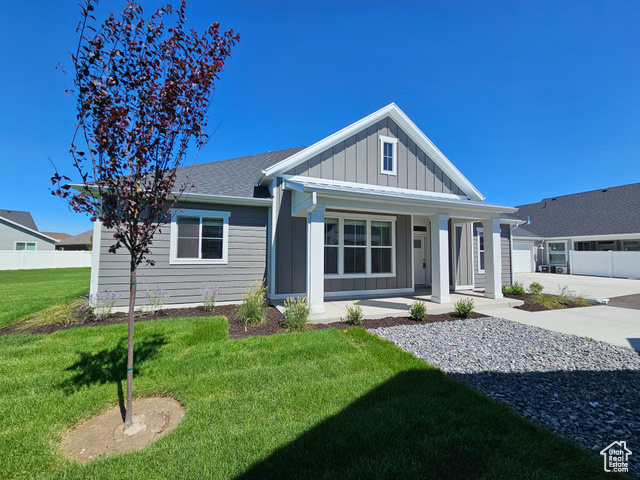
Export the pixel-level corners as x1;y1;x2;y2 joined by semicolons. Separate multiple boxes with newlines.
0;0;638;234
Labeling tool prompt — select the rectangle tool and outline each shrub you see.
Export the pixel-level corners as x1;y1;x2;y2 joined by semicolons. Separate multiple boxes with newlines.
528;282;544;295
557;284;578;303
281;297;311;332
200;283;220;312
82;289;119;321
409;300;427;321
454;298;474;318
236;280;267;328
145;286;169;314
343;302;363;325
503;282;526;295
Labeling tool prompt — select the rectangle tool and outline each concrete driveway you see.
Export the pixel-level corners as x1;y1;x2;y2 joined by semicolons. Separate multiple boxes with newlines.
514;272;640;301
479;273;640;351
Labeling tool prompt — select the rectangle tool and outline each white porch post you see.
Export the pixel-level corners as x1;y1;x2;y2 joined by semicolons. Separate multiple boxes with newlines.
306;206;326;314
430;214;450;304
482;217;503;299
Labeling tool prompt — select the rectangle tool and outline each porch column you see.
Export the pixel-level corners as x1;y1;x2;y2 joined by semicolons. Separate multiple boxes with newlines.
430;214;450;304
482;217;503;299
306;206;326;314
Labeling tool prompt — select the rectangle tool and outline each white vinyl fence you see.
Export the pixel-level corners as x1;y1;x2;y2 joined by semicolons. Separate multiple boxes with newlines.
570;250;640;279
0;250;92;270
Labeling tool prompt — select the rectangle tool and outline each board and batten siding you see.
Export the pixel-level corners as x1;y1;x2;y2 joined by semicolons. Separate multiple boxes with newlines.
97;202;268;307
284;116;465;196
324;213;412;293
454;223;474;288
472;223;512;289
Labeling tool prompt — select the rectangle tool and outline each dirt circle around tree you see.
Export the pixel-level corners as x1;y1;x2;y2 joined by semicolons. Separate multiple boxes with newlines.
60;397;185;463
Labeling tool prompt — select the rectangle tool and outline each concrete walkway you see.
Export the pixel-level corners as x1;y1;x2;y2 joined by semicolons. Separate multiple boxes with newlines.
476;304;640;351
276;291;523;324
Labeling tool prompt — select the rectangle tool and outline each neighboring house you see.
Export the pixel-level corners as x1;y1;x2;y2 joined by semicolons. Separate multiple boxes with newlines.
43;232;72;242
508;183;640;277
56;230;93;251
0;209;59;251
89;103;519;312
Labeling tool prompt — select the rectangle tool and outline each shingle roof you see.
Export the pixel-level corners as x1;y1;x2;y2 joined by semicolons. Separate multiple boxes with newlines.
42;232;72;241
0;209;38;231
173;147;305;198
510;182;640;238
57;229;93;246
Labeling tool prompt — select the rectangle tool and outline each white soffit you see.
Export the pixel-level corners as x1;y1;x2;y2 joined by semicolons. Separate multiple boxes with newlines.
261;103;485;202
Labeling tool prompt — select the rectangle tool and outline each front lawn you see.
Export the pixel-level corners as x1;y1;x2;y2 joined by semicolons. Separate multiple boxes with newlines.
0;267;90;328
0;317;623;479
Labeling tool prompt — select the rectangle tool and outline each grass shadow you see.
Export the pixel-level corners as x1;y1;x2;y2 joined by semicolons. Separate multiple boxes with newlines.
234;369;621;480
60;333;168;419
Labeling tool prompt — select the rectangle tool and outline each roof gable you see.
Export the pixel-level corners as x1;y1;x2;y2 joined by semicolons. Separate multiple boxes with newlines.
260;104;484;201
0;209;38;231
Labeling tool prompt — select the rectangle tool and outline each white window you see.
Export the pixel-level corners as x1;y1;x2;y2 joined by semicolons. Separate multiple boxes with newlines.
547;242;567;265
379;135;397;175
170;209;230;264
15;242;36;251
477;228;485;273
323;214;395;278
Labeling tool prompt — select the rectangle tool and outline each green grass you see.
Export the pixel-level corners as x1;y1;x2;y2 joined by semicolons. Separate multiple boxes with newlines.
0;317;626;480
0;268;90;328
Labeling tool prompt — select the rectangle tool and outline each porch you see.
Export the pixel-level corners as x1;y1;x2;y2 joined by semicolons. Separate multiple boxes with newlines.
276;289;524;324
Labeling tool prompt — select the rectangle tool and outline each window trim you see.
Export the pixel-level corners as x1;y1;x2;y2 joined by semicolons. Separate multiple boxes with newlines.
379;135;398;176
324;213;396;279
170;209;230;265
477;227;485;273
547;241;568;266
15;241;37;251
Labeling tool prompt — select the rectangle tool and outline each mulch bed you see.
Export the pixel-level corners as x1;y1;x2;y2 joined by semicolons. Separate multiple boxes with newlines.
0;304;486;339
504;293;597;312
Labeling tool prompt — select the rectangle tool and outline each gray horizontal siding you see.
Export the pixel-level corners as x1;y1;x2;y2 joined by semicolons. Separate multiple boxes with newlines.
97;203;268;307
0;220;57;251
473;223;511;289
285;116;464;196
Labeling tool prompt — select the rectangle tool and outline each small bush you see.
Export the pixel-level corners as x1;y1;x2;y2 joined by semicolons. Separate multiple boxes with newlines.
557;284;577;303
201;283;220;312
409;300;427;321
454;298;474;318
145;286;169;314
236;280;267;328
282;297;311;332
82;289;119;321
528;282;544;295
503;282;526;295
343;302;363;325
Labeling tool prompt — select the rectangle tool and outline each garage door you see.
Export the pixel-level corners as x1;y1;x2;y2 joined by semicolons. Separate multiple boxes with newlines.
513;241;534;273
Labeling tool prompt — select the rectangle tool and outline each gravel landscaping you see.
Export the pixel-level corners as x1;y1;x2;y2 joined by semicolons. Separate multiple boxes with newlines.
371;317;640;476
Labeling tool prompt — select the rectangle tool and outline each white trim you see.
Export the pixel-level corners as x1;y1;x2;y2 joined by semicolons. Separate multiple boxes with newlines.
477;227;485;273
456;285;474;290
0;216;60;243
410;215;415;291
540;233;640;242
260;103;485;201
90;220;102;295
322;212;396;279
169;208;230;265
379;135;398;176
269;293;306;301
14;241;37;251
324;287;413;299
546;240;568;266
175;192;272;207
267;203;274;298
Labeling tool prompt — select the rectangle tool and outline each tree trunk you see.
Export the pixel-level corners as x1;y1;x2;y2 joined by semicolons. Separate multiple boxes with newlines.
124;266;137;429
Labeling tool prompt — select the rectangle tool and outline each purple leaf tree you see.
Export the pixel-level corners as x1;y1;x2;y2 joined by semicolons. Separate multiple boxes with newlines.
52;0;238;431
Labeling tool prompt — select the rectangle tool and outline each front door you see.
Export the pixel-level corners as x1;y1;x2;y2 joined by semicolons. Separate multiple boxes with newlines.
413;233;430;286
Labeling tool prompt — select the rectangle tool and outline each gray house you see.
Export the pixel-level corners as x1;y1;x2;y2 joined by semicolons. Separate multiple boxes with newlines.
0;209;58;251
91;104;519;312
509;182;640;276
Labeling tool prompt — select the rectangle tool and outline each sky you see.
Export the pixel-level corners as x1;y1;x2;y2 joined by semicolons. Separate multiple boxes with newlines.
0;0;638;235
